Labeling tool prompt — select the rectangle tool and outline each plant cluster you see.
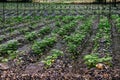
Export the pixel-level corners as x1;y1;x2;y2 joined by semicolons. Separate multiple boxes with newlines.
6;27;14;33
62;16;74;23
55;16;63;21
64;33;86;45
25;31;37;41
31;16;81;55
42;49;63;67
112;15;120;33
38;26;51;35
57;21;77;36
25;26;51;41
0;35;5;42
19;27;30;34
64;19;92;58
84;53;112;68
55;21;61;27
93;17;111;51
83;17;112;68
0;40;19;55
116;20;120;33
32;35;57;54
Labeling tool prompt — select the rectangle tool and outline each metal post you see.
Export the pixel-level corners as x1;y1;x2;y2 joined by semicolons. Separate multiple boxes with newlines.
108;0;111;19
24;1;25;17
17;0;18;17
3;1;5;28
33;0;35;17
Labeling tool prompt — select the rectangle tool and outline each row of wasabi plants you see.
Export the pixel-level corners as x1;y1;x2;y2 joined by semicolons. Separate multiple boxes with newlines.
32;16;81;55
84;16;112;68
0;15;117;71
112;15;120;33
64;16;93;59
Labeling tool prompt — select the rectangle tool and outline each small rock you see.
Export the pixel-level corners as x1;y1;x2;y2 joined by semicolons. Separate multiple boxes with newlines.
0;63;9;70
96;63;104;70
21;74;29;77
103;73;109;78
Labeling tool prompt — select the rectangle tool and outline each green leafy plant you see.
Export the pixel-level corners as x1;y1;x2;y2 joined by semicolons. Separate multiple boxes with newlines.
0;35;5;42
55;21;61;27
32;36;57;54
99;18;110;29
57;21;77;36
67;42;78;58
63;18;92;59
64;33;85;44
25;31;37;41
42;49;63;67
38;26;51;35
15;16;23;22
0;40;19;55
62;16;74;23
19;27;30;34
116;17;120;33
6;27;14;32
83;53;112;68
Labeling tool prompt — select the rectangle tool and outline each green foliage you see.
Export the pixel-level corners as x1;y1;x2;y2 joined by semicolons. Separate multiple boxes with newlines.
57;21;77;36
19;27;30;34
67;42;77;53
34;16;41;20
0;35;5;42
25;31;37;41
62;16;74;23
63;18;92;59
55;16;63;20
15;16;23;22
6;27;14;32
75;16;84;20
111;15;119;19
38;26;51;35
32;36;57;54
84;53;112;68
64;33;85;44
42;49;63;67
0;51;18;62
99;17;111;44
99;18;110;29
0;40;19;55
116;17;120;33
55;21;61;27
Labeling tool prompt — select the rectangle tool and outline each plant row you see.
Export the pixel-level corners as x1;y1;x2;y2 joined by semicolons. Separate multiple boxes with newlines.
63;17;93;59
112;15;120;33
32;16;81;55
0;40;20;58
0;17;54;43
42;49;63;67
84;16;112;68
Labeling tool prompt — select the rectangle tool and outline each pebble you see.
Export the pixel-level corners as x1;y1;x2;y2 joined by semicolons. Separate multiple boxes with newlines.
0;63;9;70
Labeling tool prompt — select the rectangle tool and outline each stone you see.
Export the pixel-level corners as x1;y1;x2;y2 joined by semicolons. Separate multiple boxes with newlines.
0;63;9;70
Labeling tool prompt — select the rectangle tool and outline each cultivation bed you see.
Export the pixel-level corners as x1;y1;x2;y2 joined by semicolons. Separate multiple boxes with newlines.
0;3;120;80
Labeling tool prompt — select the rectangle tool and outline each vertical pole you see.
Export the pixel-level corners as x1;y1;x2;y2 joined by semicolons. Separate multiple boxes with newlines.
108;0;111;19
39;0;41;17
24;0;25;17
33;0;35;17
17;0;18;17
3;1;5;28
